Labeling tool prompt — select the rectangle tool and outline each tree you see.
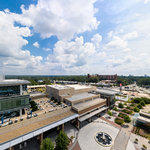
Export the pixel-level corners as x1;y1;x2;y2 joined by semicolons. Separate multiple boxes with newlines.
40;138;54;150
118;103;124;108
134;107;140;112
55;131;70;150
124;115;131;123
30;101;38;112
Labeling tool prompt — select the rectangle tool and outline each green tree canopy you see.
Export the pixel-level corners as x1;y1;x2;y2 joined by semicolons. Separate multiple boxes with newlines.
55;131;70;150
124;115;131;123
30;100;38;112
40;138;54;150
134;107;140;112
118;103;124;108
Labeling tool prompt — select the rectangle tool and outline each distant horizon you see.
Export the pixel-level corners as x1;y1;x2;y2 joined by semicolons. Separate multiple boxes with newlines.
5;74;150;77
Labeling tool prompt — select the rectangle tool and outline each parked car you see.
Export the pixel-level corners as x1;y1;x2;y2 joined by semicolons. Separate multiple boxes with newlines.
9;120;13;125
14;119;18;123
2;122;8;127
27;115;31;119
20;117;23;121
33;113;38;117
49;109;54;112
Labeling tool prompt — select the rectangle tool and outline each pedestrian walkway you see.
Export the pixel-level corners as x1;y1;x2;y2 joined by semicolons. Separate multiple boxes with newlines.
111;129;130;150
100;116;121;129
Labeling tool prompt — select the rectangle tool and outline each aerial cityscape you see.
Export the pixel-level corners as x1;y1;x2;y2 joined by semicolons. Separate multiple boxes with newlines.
0;0;150;150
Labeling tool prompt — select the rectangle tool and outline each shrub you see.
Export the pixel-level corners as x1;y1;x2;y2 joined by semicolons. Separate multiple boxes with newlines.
134;107;140;112
118;113;127;118
107;110;113;116
113;107;118;111
122;109;133;114
140;101;145;106
124;115;131;123
137;104;142;109
118;103;124;108
133;98;141;103
143;144;147;150
130;103;135;107
141;97;150;104
115;118;124;125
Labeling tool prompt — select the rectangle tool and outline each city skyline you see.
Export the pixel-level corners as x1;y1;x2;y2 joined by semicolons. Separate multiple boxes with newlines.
0;0;150;75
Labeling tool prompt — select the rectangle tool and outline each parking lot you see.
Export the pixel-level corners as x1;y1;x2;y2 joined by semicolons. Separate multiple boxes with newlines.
0;97;69;128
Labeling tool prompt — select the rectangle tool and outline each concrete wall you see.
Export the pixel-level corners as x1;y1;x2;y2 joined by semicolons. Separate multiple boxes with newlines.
78;101;106;115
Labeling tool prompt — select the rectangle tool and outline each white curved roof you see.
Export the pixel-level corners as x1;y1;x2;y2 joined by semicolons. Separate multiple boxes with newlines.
0;79;30;86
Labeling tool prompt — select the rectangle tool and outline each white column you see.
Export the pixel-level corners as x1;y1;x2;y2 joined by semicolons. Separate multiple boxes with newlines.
20;85;23;95
20;109;22;116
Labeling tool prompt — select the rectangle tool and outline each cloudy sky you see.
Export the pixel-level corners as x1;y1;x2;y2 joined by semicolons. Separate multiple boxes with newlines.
0;0;150;75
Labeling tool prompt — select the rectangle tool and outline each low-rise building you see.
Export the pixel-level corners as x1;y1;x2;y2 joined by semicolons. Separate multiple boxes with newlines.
46;84;111;128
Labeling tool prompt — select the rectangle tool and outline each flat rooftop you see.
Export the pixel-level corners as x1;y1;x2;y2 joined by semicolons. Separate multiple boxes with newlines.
66;92;97;102
72;98;106;111
30;92;46;97
0;108;75;145
47;84;71;90
66;84;92;90
96;88;118;95
0;79;30;86
28;85;46;88
137;116;150;123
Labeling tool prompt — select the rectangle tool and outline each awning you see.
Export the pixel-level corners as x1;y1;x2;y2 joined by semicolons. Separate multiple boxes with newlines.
79;106;108;122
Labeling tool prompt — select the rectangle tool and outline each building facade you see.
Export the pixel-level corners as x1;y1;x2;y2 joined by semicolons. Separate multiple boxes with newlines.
0;77;30;116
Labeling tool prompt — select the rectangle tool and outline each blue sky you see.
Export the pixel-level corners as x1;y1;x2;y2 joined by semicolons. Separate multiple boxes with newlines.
0;0;150;75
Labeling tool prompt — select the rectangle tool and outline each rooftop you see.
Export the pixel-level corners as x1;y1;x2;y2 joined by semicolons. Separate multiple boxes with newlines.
72;98;106;111
0;79;30;86
47;84;71;90
66;84;92;90
67;92;97;102
28;85;46;88
0;108;76;145
96;88;118;95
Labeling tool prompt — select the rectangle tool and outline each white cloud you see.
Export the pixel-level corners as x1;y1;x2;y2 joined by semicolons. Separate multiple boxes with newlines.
33;41;39;48
17;0;100;40
123;31;138;40
46;34;102;73
91;33;102;48
0;11;43;74
43;48;51;52
144;0;150;4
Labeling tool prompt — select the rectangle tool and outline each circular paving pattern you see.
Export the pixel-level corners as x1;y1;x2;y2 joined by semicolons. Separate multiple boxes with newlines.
95;132;112;147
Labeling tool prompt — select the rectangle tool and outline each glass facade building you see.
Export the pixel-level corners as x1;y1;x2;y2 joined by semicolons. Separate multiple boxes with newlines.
0;95;30;113
0;79;30;114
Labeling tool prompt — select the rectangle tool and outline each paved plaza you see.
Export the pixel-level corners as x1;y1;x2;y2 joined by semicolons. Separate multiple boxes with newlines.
78;118;136;150
78;118;119;150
